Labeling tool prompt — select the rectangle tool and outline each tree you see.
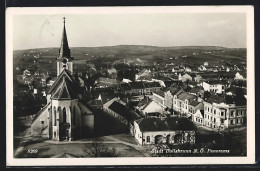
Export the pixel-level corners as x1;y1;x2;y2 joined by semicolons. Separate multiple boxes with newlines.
82;137;120;157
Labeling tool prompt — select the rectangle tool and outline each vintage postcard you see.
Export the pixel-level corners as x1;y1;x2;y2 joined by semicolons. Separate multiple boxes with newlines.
6;6;255;166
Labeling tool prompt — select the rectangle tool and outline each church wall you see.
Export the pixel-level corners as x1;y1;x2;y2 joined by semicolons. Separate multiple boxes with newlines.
31;104;50;138
79;102;94;136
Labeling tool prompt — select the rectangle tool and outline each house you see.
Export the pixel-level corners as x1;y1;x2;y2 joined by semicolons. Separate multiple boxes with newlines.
139;101;164;116
31;19;94;141
143;82;161;94
153;89;166;107
193;110;204;125
133;117;196;145
164;86;183;110
234;72;245;80
185;67;192;73
135;69;152;81
203;95;246;130
120;82;133;94
198;65;207;71
122;78;132;83
103;98;128;125
181;73;192;83
23;69;31;76
204;62;209;66
174;92;196;114
95;77;117;88
189;86;204;100
107;68;117;79
188;100;204;120
129;82;146;95
201;80;225;94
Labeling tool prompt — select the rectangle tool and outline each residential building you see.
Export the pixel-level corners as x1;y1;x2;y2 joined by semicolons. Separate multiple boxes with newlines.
133;117;196;145
201;80;225;94
203;95;246;130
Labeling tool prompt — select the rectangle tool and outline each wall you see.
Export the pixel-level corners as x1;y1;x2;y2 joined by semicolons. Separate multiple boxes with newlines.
31;103;50;138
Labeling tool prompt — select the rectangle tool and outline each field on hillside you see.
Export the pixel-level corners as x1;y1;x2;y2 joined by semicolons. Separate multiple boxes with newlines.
13;45;246;73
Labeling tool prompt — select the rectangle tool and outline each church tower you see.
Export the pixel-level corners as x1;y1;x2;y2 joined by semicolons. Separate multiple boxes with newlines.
57;17;74;76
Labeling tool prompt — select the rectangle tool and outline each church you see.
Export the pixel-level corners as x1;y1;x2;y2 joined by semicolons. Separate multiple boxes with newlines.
31;18;94;141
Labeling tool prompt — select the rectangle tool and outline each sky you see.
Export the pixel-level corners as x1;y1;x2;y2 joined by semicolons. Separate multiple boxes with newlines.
13;13;247;50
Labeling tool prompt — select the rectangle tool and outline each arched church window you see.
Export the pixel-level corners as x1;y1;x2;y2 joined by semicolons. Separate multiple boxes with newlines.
63;107;67;123
73;107;76;125
53;106;56;126
58;107;61;122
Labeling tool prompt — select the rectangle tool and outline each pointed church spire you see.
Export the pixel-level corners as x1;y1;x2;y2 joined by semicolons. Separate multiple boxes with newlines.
58;17;73;60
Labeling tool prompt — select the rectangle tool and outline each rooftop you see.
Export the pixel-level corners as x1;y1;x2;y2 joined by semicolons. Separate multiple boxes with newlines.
135;117;196;132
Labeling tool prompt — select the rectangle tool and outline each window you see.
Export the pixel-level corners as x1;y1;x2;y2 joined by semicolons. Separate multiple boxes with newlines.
73;107;76;125
221;119;224;124
63;107;67;123
54;132;56;137
230;120;233;125
53;107;56;126
214;118;216;123
230;111;234;117
41;120;44;124
221;111;224;117
147;136;150;143
213;110;216;115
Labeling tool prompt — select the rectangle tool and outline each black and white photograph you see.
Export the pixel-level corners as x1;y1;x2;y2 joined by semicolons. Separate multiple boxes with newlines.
6;6;255;166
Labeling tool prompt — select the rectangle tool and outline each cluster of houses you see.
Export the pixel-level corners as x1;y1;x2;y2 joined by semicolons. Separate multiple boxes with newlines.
92;69;246;145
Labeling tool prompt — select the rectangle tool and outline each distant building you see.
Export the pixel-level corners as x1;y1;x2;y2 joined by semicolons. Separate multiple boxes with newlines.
133;117;196;145
95;77;117;88
107;68;117;79
143;82;161;94
201;80;225;94
198;65;207;71
194;74;203;83
181;73;192;83
234;72;245;80
23;69;31;76
135;69;152;81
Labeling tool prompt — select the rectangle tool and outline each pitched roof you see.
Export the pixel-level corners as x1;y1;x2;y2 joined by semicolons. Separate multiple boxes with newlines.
189;100;200;107
143;82;161;88
108;101;128;118
135;117;195;132
51;77;78;100
178;92;196;101
155;89;165;97
47;69;76;94
189;86;204;94
129;82;145;89
169;86;183;96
